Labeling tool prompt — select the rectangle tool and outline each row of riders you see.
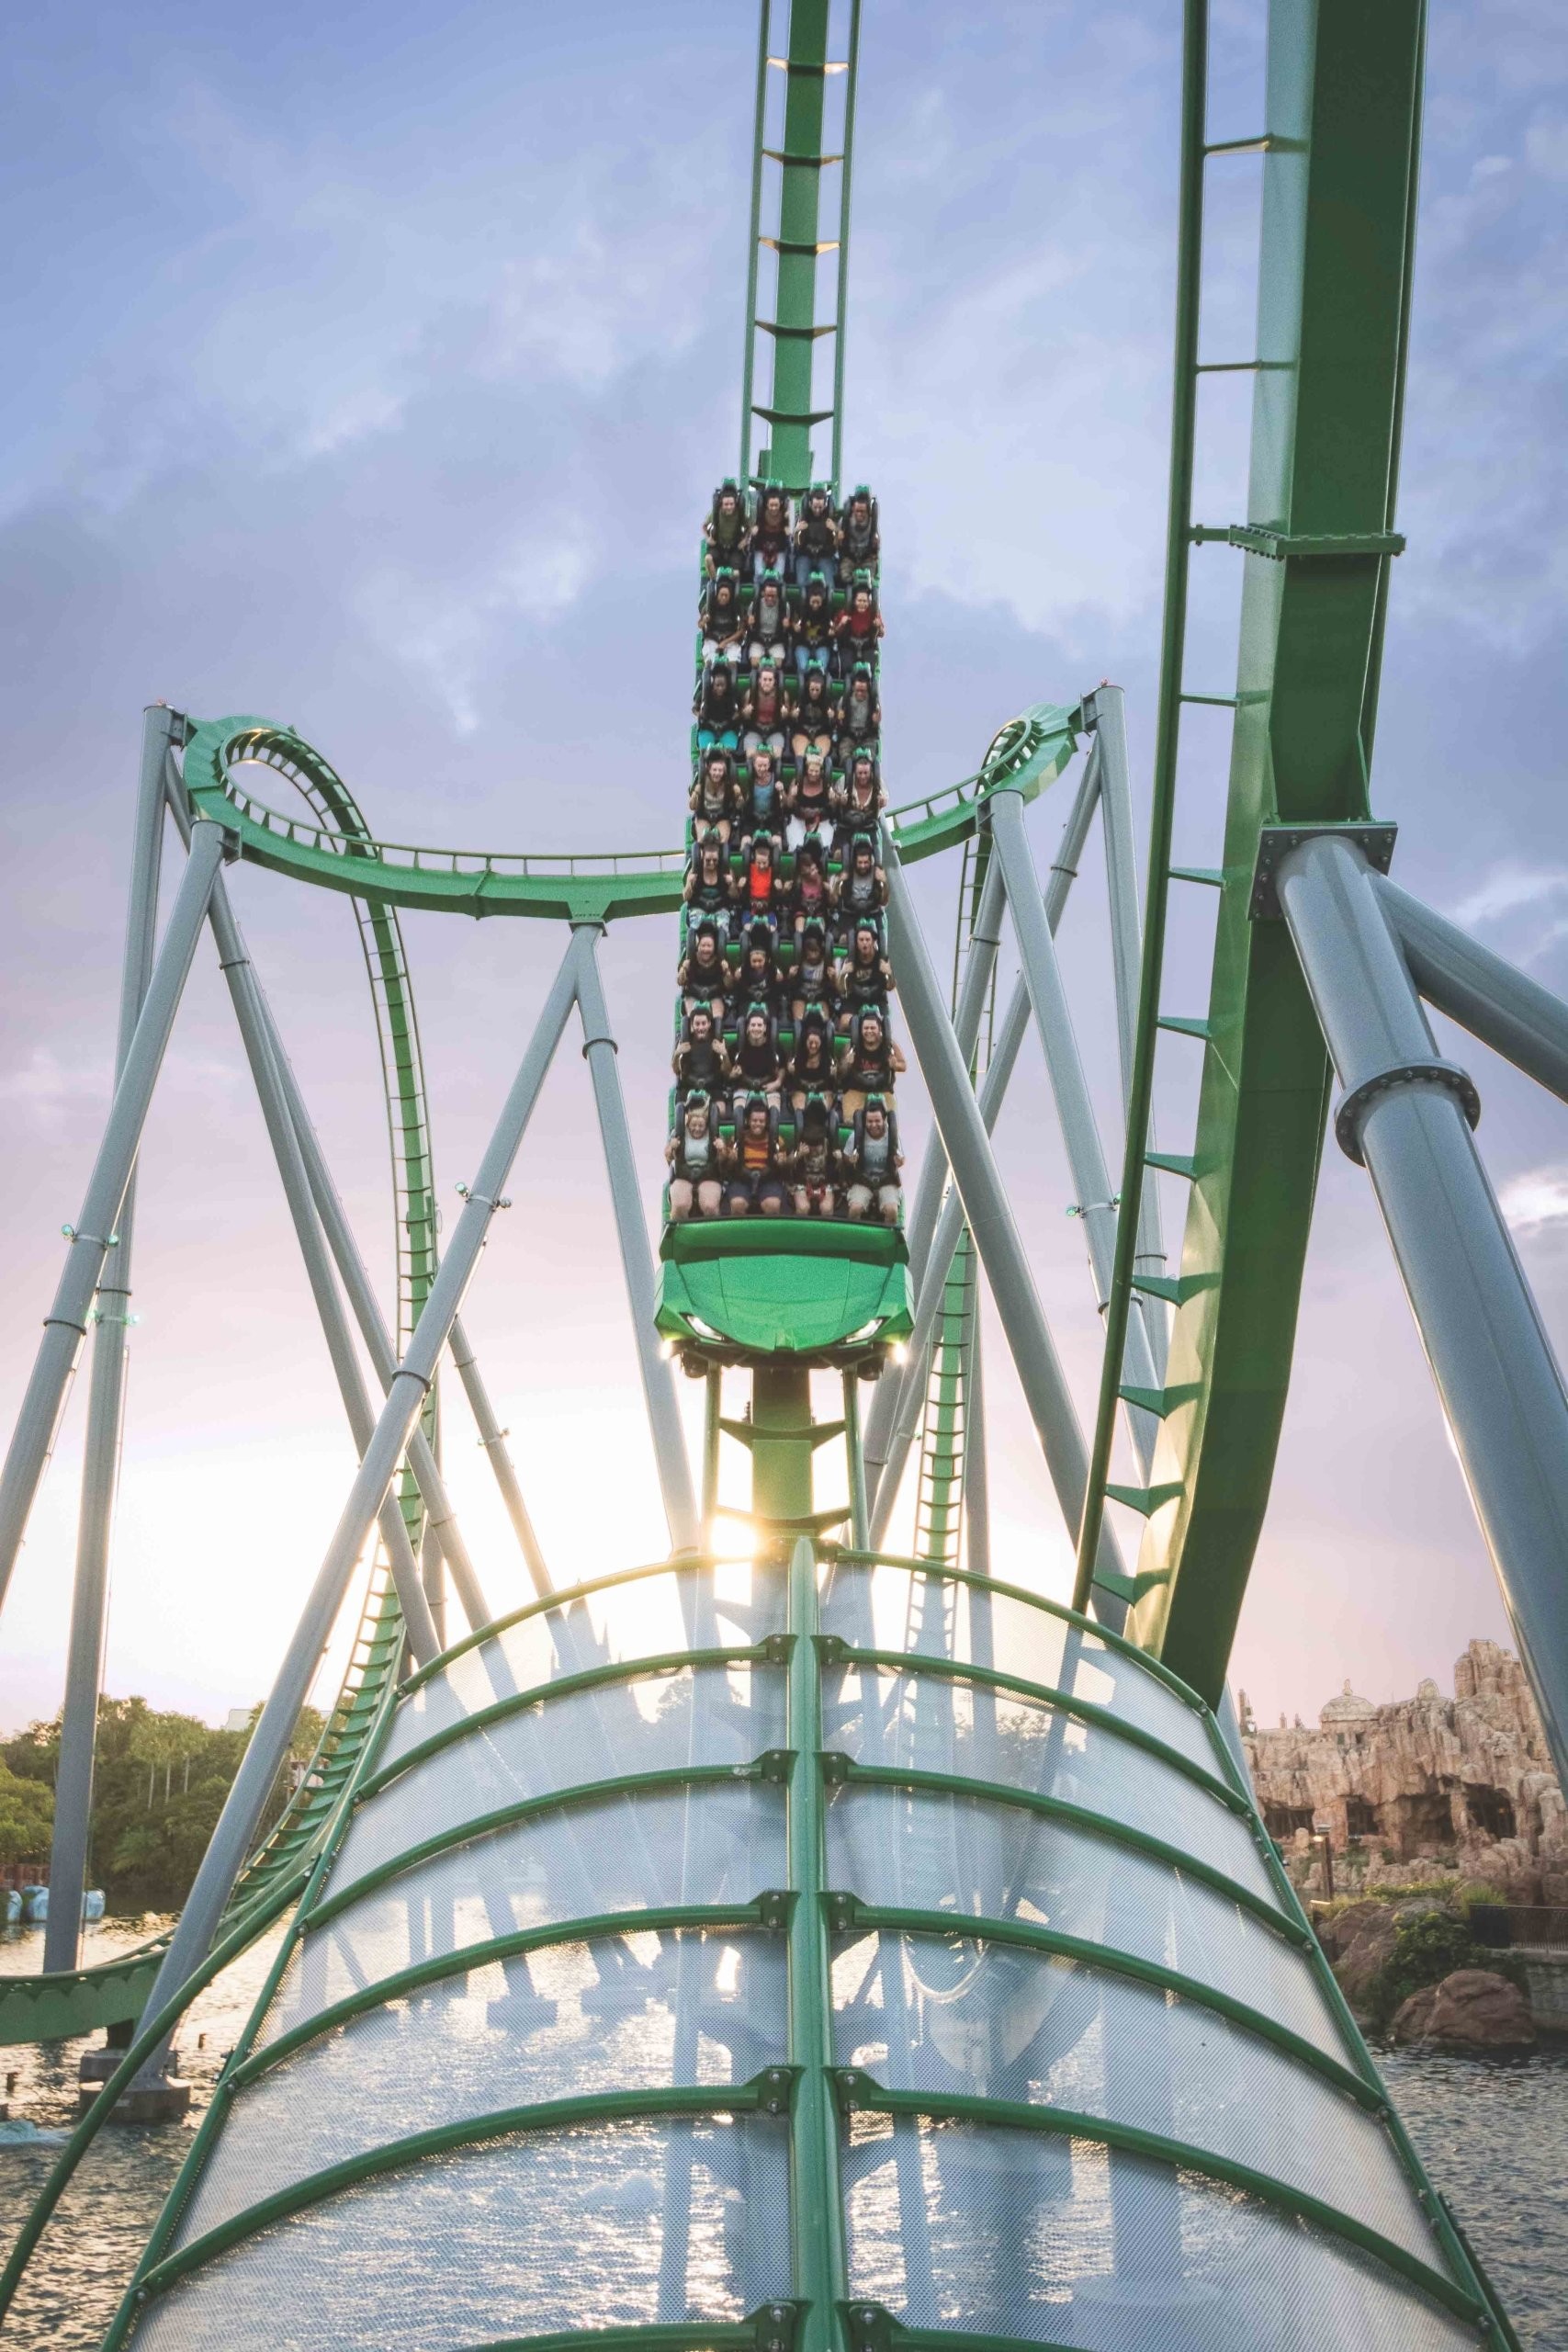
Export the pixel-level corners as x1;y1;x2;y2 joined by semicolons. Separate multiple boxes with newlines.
668;481;903;1225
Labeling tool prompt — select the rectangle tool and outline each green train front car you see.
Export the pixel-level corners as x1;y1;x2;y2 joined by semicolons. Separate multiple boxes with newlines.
656;1219;910;1363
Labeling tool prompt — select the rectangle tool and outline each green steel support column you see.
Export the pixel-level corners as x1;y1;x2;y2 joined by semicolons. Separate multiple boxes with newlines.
751;1367;844;2352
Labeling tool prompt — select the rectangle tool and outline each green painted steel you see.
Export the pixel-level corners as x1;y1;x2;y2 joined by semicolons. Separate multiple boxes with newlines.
0;727;438;2050
739;0;861;494
181;704;1077;923
1076;0;1427;1705
656;1218;910;1360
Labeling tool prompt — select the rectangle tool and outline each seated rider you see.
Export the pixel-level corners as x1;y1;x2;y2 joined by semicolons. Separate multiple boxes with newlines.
789;1006;838;1102
792;1096;840;1219
833;833;889;920
679;920;730;1017
793;484;840;591
737;924;783;1016
740;659;792;755
791;834;831;933
792;662;836;759
750;485;792;580
667;1095;725;1221
834;570;885;662
691;746;741;841
732;1004;784;1096
842;1094;902;1226
840;660;880;746
837;485;880;583
739;831;786;924
742;743;786;838
684;836;733;928
835;749;884;832
700;568;747;660
673;1005;732;1100
726;1095;791;1217
789;746;833;836
838;918;894;1012
694;656;742;748
793;570;836;675
748;568;790;663
704;480;751;577
837;1005;905;1114
791;916;832;1016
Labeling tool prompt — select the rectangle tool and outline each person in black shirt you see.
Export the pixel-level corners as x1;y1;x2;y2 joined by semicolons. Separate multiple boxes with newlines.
837;1006;905;1114
673;1005;732;1101
793;484;840;591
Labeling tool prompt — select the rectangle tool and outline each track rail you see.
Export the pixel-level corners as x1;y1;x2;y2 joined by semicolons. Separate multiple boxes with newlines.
0;736;439;2046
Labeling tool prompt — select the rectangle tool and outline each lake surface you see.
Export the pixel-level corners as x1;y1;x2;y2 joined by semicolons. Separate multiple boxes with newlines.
2;1921;1565;2348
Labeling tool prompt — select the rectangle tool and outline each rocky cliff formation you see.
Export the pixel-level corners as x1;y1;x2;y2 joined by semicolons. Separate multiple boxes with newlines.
1241;1640;1568;1904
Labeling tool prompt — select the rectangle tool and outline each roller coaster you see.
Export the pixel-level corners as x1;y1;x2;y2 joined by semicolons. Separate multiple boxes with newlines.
3;0;1565;2344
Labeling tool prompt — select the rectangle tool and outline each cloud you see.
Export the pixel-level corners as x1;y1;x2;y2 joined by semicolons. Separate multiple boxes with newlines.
1451;864;1568;927
0;1047;110;1135
1496;1165;1568;1234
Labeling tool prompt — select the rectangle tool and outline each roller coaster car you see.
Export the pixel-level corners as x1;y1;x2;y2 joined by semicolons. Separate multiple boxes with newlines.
656;1208;909;1365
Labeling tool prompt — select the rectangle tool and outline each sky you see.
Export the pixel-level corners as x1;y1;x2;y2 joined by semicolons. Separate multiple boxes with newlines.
1;0;1565;1739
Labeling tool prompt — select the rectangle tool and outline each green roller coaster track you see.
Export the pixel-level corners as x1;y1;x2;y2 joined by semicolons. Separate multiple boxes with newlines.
0;0;1545;2345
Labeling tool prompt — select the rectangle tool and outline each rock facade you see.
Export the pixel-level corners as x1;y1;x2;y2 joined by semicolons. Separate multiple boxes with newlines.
1390;1970;1536;2050
1241;1641;1568;1905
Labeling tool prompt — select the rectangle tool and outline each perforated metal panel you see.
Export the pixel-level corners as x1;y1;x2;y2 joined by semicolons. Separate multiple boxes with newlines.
832;1930;1437;2263
823;1661;1278;1905
132;2117;792;2351
183;1929;787;2245
821;1560;1216;1771
334;1659;786;1894
843;2117;1479;2350
827;1780;1352;2062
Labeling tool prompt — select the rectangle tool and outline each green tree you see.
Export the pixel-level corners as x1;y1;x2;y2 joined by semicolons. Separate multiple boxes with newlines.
0;1761;52;1865
0;1694;328;1913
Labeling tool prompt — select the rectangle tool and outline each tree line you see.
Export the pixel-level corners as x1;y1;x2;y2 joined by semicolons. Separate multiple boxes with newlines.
0;1696;324;1914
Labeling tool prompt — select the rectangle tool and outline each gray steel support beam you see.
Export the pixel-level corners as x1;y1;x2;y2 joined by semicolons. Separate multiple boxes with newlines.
44;707;175;1971
988;784;1161;1477
1092;684;1169;1369
572;923;701;1555
1279;833;1568;1787
447;1315;551;1599
134;935;581;2079
0;819;227;1620
963;1302;990;1583
163;766;495;1634
1373;874;1568;1107
864;760;1100;1510
215;932;441;1668
842;1371;869;1551
883;848;1129;1611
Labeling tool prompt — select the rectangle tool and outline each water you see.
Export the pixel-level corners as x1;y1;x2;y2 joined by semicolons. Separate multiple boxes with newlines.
2;1920;1565;2348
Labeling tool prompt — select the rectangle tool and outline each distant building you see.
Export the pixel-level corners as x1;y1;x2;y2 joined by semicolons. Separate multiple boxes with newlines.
225;1707;255;1733
1241;1641;1568;1903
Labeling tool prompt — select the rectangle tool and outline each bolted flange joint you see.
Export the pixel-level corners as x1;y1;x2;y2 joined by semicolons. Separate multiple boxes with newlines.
1334;1058;1481;1167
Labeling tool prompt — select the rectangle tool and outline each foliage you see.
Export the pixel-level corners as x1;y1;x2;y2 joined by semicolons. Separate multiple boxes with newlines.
0;1761;53;1864
1369;1905;1524;2028
0;1694;326;1914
